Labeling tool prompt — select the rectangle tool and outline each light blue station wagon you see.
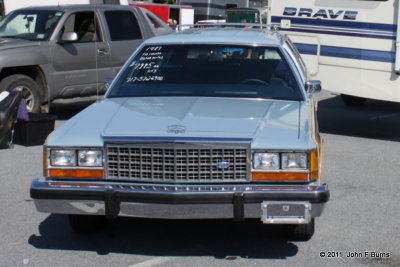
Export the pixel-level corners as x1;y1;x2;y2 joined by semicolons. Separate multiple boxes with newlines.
31;26;329;241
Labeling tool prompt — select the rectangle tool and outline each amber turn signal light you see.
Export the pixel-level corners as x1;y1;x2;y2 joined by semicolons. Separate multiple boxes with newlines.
43;146;48;177
252;172;308;181
49;169;104;179
310;149;319;181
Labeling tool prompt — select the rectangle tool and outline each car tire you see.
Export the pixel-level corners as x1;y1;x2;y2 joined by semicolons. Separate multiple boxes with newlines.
287;218;315;241
68;215;108;233
341;94;367;107
0;74;42;113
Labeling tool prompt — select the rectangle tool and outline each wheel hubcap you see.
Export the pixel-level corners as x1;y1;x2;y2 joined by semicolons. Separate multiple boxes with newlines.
14;86;34;112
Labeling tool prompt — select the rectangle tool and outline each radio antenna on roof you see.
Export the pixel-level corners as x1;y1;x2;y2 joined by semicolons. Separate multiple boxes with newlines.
266;0;272;30
94;0;100;104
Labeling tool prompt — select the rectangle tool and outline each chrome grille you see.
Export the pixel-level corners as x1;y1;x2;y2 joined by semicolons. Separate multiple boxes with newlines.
105;143;250;183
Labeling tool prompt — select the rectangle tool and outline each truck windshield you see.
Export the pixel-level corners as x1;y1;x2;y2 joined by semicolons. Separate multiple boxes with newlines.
0;10;63;40
108;44;303;101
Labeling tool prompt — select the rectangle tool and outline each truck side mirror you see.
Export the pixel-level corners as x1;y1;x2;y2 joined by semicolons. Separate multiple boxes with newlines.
59;32;78;44
305;80;322;94
102;78;113;90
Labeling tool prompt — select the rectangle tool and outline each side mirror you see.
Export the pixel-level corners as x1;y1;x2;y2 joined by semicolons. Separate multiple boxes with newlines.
58;32;78;44
100;78;114;93
305;80;322;94
102;78;113;89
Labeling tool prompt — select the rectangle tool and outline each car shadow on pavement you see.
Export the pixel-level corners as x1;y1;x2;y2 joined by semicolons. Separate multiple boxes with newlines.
317;95;400;141
28;214;299;259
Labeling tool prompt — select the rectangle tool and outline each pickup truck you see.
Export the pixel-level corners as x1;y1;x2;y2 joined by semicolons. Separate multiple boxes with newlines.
0;4;172;112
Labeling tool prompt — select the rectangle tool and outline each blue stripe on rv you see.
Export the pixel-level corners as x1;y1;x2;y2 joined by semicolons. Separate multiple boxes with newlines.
272;16;397;32
295;43;395;63
283;27;395;40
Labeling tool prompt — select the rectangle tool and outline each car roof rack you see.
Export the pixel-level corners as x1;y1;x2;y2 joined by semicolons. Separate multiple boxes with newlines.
176;0;274;32
176;23;278;32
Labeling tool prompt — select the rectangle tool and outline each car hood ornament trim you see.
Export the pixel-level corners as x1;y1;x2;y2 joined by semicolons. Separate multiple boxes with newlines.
167;125;186;134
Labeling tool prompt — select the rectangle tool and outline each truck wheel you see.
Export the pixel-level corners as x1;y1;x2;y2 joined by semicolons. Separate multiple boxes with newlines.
288;218;315;241
341;94;366;107
0;74;42;113
68;215;107;233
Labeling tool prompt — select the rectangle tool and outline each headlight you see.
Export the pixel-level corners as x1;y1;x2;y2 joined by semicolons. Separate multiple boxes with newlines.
50;149;76;166
281;152;307;170
47;148;104;179
78;150;103;167
253;152;280;170
252;150;319;182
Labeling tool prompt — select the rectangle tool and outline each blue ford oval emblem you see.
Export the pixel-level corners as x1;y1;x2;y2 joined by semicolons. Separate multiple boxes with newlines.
216;161;231;169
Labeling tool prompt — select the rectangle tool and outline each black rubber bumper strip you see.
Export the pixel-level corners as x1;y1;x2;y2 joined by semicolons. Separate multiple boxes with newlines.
233;192;245;221
105;188;120;219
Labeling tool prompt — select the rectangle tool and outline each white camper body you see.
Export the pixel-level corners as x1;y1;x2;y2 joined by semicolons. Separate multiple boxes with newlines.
270;0;400;103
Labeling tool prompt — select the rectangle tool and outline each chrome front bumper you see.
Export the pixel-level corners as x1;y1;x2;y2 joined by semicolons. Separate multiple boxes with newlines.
30;180;329;222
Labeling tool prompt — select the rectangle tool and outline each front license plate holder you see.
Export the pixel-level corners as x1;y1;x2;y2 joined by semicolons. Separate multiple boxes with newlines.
261;201;311;224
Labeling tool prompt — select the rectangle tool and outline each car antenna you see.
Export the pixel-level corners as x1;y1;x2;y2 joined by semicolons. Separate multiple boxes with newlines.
94;1;100;104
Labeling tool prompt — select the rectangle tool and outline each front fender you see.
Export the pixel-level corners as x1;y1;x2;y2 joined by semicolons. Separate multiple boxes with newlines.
0;46;51;67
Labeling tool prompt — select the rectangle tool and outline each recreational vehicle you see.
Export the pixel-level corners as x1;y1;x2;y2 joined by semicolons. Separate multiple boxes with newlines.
269;0;400;105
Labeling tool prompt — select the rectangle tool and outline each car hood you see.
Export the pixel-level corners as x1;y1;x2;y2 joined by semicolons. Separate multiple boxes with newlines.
0;38;40;51
48;97;314;149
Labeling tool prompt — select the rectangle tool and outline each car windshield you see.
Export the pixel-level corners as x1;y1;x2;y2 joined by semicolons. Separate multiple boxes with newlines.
108;44;303;100
0;10;63;41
